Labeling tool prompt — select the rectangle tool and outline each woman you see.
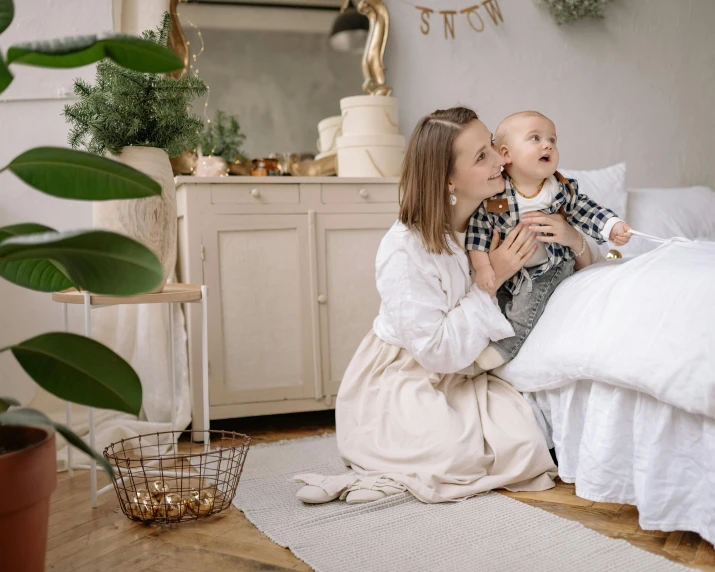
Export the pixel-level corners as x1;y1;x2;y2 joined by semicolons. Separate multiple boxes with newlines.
294;107;593;504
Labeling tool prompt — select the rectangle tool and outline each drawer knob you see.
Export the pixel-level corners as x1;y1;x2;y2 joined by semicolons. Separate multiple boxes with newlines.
358;188;368;198
251;188;261;198
317;294;327;304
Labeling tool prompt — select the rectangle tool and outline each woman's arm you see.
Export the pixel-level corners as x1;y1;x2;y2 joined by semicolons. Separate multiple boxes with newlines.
486;223;538;294
377;246;514;374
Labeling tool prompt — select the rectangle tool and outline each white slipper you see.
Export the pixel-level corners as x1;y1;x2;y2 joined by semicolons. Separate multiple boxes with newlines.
292;472;360;504
295;484;342;504
342;476;406;504
476;345;506;371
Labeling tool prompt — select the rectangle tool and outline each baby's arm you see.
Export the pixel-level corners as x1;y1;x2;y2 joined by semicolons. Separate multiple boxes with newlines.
561;178;632;246
465;205;497;292
469;250;496;292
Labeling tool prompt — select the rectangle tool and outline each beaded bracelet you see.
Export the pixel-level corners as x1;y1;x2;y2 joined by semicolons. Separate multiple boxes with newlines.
574;236;587;258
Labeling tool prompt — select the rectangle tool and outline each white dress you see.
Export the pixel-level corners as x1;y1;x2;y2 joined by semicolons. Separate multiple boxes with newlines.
329;222;557;503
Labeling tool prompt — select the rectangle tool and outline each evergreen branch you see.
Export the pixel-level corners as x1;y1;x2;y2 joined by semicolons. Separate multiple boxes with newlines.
157;13;171;47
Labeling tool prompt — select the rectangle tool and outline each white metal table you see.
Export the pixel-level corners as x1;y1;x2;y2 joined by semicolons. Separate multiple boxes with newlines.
51;283;209;508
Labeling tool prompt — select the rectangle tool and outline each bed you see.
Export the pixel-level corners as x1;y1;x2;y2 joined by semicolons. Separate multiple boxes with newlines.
496;166;715;544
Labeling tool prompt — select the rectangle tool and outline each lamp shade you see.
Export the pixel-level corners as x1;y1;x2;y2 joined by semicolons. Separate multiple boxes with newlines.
329;7;369;53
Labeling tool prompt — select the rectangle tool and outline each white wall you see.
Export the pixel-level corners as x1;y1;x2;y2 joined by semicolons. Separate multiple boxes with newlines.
0;1;113;410
386;0;715;189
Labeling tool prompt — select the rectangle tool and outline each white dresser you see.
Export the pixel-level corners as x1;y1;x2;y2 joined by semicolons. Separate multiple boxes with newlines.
176;176;399;428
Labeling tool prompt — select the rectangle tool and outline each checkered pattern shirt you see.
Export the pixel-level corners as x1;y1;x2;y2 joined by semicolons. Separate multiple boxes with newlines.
465;175;617;294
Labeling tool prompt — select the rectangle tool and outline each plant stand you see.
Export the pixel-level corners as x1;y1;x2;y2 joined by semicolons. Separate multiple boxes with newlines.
51;284;209;508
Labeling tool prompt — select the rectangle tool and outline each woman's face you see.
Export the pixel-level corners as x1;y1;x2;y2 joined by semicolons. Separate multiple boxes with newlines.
448;119;506;205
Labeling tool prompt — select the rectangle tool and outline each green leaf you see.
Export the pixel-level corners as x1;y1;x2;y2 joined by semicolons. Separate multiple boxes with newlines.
5;147;161;200
0;224;74;292
0;229;163;295
0;52;12;94
6;34;184;73
0;407;114;479
10;332;142;416
0;397;20;413
0;0;13;35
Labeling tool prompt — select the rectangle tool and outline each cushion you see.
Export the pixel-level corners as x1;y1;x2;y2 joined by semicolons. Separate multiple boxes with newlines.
619;186;715;257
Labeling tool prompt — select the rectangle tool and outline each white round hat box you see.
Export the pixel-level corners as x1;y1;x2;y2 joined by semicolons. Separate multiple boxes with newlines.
316;115;342;155
336;133;405;177
340;95;400;137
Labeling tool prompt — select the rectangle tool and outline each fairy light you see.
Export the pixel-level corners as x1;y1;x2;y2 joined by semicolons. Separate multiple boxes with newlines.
179;13;211;125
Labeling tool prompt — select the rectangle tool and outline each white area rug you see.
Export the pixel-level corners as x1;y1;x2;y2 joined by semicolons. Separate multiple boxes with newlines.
232;434;688;572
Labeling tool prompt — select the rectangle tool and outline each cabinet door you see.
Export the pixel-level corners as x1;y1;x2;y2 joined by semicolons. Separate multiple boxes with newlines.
203;215;318;405
316;214;396;396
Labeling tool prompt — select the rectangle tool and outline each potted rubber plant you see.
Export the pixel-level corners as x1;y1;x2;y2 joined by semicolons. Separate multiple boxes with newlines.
0;1;186;569
196;109;249;177
63;12;207;293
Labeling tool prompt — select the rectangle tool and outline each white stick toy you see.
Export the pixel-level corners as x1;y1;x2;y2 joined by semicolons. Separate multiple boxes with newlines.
627;229;692;244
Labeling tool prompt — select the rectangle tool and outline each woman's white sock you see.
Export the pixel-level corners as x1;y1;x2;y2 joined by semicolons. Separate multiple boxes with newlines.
476;345;506;370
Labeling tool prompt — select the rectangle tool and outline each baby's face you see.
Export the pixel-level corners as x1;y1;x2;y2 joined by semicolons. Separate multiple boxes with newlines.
504;115;559;181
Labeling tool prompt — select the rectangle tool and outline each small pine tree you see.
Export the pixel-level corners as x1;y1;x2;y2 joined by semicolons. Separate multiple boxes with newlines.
541;0;614;25
199;110;248;163
63;13;208;157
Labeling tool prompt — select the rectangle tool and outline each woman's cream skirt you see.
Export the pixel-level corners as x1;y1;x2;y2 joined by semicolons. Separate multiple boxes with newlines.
335;331;557;503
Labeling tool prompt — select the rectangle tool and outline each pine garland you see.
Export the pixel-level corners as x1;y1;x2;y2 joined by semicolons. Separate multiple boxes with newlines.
63;13;208;157
199;110;247;163
541;0;614;25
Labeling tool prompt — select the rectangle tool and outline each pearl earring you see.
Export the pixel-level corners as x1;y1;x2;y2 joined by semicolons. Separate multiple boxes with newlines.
450;190;457;206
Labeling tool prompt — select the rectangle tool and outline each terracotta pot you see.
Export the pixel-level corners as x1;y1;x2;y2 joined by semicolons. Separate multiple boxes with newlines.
93;146;177;293
0;426;57;572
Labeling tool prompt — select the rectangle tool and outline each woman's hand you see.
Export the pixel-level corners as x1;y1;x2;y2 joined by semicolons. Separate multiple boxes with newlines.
521;211;593;270
521;211;581;250
487;223;537;295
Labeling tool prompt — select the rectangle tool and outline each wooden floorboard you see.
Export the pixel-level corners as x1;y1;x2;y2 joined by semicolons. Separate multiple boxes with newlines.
47;411;714;571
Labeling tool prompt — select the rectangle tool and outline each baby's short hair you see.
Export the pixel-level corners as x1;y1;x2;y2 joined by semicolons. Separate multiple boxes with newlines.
495;110;551;148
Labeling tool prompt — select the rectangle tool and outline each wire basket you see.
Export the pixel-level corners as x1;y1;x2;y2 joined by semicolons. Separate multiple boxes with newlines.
104;430;250;524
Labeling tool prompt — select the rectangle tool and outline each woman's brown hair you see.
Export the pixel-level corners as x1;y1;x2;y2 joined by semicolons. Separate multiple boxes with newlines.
399;106;479;255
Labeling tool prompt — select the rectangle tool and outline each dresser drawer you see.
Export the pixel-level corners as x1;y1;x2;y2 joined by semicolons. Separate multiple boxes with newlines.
210;183;300;204
321;183;398;204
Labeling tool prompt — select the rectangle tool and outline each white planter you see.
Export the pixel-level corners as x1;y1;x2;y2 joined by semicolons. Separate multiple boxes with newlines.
316;115;342;155
195;154;228;177
336;133;405;177
93;146;176;293
340;95;400;137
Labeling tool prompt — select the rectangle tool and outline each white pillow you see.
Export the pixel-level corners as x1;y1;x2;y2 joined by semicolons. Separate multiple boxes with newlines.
498;239;715;418
620;186;715;257
560;162;627;221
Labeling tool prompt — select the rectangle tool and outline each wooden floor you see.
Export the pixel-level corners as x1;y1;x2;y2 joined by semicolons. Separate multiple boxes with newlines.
48;411;715;572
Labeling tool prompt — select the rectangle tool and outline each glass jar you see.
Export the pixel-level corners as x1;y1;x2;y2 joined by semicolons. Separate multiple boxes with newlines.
251;158;280;176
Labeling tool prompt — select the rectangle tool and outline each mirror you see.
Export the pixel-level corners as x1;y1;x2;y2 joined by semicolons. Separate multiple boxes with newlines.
172;0;389;166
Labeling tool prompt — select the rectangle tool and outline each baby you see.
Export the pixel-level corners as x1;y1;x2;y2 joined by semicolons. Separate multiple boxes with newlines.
467;111;631;370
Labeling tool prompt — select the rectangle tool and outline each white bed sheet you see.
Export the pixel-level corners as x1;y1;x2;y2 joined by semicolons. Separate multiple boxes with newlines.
527;380;715;545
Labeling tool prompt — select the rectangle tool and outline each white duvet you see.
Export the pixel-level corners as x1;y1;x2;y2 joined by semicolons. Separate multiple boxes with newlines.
497;238;715;543
498;239;715;419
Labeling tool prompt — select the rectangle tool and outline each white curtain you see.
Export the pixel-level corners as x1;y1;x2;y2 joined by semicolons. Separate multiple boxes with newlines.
54;299;191;470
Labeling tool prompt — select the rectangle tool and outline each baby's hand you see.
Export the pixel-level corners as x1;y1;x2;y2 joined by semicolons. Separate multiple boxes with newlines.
476;266;496;292
610;221;632;246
